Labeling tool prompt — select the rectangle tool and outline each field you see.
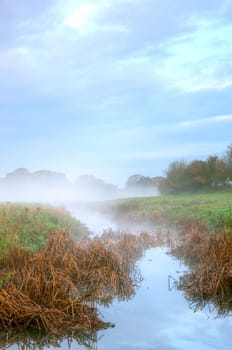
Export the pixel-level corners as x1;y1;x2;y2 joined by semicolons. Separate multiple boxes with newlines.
104;192;232;233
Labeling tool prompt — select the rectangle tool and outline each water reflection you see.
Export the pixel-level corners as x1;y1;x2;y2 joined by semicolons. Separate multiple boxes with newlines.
97;248;232;350
2;330;97;350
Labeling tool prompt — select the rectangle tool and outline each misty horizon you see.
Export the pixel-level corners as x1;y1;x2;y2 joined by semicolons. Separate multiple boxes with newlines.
0;167;160;203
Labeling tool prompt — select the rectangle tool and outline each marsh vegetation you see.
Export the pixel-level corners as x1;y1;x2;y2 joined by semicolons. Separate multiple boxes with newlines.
0;193;232;348
0;204;161;336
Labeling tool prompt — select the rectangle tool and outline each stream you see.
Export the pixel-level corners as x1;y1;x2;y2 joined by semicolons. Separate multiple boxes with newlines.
8;206;232;350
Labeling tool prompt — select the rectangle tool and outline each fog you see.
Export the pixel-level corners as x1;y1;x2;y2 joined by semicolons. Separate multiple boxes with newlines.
0;184;159;204
0;168;160;204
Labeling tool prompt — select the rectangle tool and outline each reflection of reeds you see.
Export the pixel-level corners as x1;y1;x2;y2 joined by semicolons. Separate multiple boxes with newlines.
169;221;232;316
0;230;161;334
0;329;98;350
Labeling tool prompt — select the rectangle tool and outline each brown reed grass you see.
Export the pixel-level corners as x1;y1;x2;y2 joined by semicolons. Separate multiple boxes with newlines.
169;221;232;316
0;230;161;334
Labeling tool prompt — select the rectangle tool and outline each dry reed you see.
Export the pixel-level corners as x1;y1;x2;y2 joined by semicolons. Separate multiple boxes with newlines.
0;230;161;334
169;221;232;316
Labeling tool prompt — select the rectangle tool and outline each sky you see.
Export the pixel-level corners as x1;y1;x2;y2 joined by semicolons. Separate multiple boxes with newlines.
1;0;232;186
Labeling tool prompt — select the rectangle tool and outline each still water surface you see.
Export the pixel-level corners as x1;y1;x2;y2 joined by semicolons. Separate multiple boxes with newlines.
8;207;232;350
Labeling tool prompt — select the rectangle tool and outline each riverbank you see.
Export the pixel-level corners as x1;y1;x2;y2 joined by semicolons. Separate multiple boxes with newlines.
0;203;89;253
101;192;232;233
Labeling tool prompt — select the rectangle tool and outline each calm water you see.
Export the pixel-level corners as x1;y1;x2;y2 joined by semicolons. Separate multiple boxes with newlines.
8;208;232;350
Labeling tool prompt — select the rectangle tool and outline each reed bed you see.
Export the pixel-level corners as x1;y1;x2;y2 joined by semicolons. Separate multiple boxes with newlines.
168;218;210;266
169;222;232;316
0;230;161;334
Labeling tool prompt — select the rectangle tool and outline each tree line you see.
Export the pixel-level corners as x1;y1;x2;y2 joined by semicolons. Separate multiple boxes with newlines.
158;144;232;194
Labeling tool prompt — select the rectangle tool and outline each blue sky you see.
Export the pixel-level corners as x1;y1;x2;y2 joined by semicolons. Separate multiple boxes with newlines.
1;0;232;186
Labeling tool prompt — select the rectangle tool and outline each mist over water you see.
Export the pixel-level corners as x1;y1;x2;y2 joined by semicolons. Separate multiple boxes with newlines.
68;205;118;235
0;168;159;204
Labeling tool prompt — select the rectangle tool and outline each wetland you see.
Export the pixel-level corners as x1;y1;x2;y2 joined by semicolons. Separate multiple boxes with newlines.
0;192;232;349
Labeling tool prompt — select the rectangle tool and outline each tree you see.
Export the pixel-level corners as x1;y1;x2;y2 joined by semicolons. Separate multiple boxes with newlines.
125;174;161;196
187;160;207;190
159;144;232;194
223;144;232;168
5;168;29;180
164;160;190;193
206;155;219;186
223;144;232;183
126;174;152;188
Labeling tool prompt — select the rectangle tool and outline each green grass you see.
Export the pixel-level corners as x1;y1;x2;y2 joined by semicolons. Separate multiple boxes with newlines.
0;203;88;252
105;192;232;233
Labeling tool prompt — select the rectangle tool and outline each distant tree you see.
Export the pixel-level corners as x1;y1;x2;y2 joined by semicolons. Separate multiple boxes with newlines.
187;160;207;190
157;177;170;194
5;168;29;180
125;174;161;196
32;170;70;186
223;144;232;168
215;158;228;185
3;168;70;187
126;174;153;188
223;144;232;183
150;176;165;187
76;175;105;188
159;144;232;194
0;168;72;201
205;155;219;186
164;160;190;193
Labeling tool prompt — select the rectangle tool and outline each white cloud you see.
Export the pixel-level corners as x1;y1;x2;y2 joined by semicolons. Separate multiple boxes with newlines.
124;141;229;160
155;18;232;92
178;115;232;127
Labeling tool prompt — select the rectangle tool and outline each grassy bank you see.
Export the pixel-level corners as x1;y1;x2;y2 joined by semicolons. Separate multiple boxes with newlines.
0;203;88;253
104;192;232;233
